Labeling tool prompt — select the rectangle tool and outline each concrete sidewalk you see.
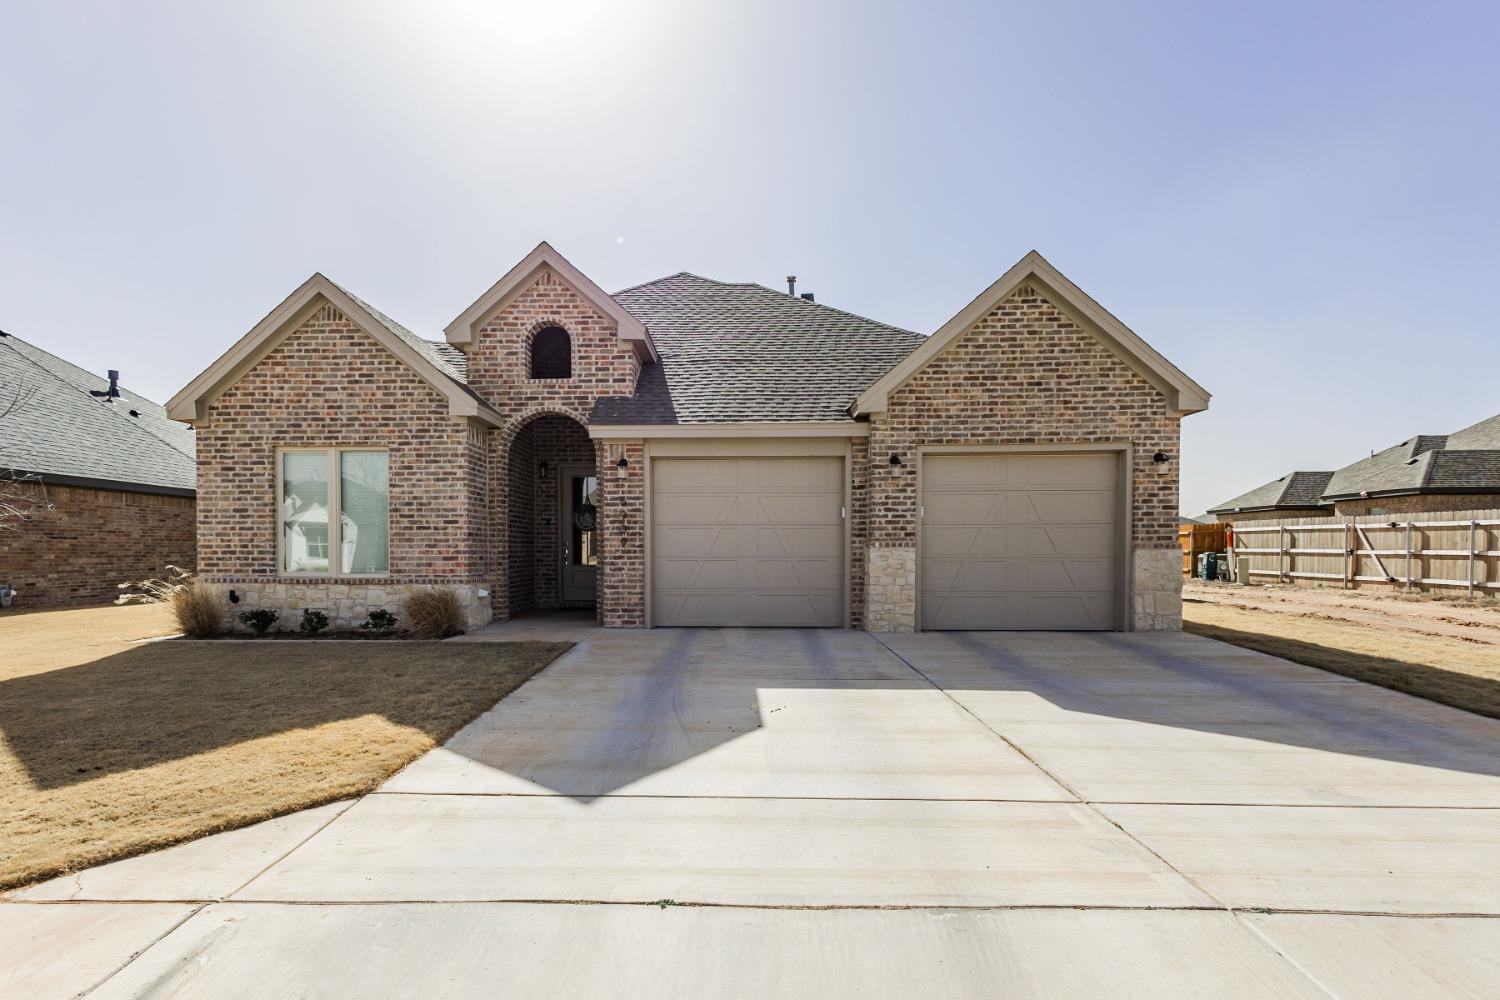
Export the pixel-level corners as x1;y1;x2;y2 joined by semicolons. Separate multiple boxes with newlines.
6;629;1500;997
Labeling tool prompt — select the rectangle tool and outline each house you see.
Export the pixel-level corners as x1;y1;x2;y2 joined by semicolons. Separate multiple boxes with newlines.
1322;412;1500;515
1207;471;1335;523
0;331;196;607
168;244;1209;633
1208;411;1500;523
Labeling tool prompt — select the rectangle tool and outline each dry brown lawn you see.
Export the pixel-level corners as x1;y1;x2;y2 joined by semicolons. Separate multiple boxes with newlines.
1184;584;1500;722
0;603;569;890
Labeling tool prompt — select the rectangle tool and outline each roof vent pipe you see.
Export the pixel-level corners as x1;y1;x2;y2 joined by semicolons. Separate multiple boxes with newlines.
786;275;796;296
90;370;121;401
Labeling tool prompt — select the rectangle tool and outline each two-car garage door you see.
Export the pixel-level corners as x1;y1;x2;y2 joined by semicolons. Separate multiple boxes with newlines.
920;453;1119;630
648;451;1119;630
652;458;844;626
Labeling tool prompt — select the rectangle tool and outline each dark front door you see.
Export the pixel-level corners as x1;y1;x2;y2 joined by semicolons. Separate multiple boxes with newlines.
561;466;599;605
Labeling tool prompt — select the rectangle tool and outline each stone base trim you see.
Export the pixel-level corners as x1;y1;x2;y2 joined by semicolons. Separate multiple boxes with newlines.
203;578;494;633
865;546;917;632
1131;548;1182;631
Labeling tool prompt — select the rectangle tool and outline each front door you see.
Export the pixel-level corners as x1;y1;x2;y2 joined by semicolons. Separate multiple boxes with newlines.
560;465;599;605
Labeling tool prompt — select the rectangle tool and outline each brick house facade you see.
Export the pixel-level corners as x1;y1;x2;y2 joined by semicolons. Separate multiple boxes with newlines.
171;245;1208;633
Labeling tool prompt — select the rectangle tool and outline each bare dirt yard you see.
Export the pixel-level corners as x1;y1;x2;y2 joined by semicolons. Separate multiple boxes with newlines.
0;603;569;890
1184;580;1500;720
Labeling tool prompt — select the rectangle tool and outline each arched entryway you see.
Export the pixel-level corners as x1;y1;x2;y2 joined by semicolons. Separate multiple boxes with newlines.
502;411;599;619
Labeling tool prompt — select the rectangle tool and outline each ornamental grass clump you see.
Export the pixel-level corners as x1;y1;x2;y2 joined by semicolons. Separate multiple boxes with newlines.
117;565;224;638
404;588;464;639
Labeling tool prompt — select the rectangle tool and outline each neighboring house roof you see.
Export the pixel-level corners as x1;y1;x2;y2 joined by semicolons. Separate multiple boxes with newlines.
1207;471;1334;515
1322;411;1500;500
167;274;503;427
594;274;926;425
0;330;196;494
852;251;1210;418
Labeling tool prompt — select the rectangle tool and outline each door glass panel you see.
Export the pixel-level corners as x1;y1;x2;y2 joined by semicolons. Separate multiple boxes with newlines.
340;451;389;574
571;475;598;566
282;452;330;573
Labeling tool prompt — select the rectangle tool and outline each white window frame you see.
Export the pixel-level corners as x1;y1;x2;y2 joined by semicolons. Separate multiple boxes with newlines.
276;446;390;578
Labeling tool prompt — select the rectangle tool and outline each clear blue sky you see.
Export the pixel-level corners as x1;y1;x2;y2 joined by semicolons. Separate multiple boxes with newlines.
3;1;1496;515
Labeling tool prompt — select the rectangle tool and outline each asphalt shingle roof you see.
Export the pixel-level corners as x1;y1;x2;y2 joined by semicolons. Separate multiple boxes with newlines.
1324;411;1500;499
595;274;926;424
0;331;196;492
1207;471;1334;514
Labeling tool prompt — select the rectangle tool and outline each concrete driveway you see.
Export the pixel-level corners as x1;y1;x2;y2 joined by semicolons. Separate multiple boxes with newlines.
7;628;1500;997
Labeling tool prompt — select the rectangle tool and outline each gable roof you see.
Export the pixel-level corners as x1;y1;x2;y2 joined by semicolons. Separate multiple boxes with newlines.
1323;410;1500;499
1207;471;1334;515
444;241;657;359
168;274;502;427
594;273;926;425
851;251;1210;418
1;331;196;494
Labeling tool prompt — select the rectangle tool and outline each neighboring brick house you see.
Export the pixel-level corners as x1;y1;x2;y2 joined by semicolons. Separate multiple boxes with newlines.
1207;471;1336;523
169;244;1209;633
0;332;196;608
1209;412;1500;521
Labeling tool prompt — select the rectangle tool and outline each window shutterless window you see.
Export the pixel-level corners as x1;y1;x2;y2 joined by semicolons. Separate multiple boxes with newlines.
279;449;389;575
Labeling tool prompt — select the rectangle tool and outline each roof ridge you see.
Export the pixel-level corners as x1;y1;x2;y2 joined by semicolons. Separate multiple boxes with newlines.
735;281;923;338
0;334;194;470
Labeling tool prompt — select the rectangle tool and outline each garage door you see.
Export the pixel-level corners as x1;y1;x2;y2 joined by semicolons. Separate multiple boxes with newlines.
921;452;1118;630
652;458;843;626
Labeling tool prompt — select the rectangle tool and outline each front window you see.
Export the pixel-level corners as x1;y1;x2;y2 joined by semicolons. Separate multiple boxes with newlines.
281;449;389;575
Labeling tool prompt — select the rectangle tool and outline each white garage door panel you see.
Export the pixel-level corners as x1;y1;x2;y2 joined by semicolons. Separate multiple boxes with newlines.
921;453;1119;631
652;458;844;627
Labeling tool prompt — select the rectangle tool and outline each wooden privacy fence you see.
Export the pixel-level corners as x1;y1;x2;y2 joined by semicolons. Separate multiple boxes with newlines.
1178;522;1228;577
1227;508;1500;596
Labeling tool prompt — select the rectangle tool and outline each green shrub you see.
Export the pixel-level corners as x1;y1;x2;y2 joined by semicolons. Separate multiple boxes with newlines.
362;608;398;632
238;608;278;636
299;609;329;635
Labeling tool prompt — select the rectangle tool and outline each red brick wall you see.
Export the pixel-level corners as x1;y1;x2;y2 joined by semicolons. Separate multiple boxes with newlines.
195;302;487;585
0;483;195;608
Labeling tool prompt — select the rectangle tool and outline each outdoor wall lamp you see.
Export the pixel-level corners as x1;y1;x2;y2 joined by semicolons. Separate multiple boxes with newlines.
616;456;629;469
538;460;550;474
889;453;903;467
1152;451;1171;476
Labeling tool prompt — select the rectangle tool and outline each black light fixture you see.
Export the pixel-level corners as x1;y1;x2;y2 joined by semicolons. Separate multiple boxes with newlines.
538;460;550;474
888;453;903;467
616;456;629;469
1152;451;1170;465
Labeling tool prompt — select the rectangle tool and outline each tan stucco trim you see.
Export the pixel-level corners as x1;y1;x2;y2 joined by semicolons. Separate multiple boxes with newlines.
853;251;1211;418
167;275;505;428
590;422;870;440
443;241;658;361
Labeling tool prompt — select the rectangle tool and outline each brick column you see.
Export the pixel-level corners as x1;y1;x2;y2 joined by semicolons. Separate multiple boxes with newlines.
597;439;646;627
